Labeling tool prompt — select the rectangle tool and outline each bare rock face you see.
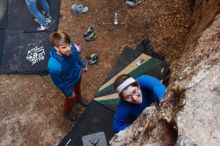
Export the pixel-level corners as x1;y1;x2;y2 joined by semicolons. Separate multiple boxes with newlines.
110;7;220;146
174;14;220;146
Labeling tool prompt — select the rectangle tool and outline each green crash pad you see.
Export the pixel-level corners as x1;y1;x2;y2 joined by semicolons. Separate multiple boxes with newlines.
94;53;168;111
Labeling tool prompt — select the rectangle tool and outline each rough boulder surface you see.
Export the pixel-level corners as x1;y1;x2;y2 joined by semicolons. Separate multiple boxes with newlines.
110;5;220;146
175;15;220;146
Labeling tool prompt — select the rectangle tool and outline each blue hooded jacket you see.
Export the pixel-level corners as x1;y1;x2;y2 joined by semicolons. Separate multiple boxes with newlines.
112;75;167;133
47;43;85;96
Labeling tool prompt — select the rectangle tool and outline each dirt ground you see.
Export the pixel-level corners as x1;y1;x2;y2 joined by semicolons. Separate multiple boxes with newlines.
0;0;192;145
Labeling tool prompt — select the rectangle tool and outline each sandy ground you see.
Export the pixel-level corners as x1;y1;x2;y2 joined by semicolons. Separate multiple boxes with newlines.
0;0;192;145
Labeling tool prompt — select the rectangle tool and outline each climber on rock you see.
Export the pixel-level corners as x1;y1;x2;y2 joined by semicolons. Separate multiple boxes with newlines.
112;74;167;133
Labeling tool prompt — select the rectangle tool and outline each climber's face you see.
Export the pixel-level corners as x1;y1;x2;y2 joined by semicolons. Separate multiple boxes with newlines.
122;85;143;104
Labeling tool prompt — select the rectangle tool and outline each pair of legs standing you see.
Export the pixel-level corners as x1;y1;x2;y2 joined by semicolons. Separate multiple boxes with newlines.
25;0;51;30
64;77;82;113
63;77;88;121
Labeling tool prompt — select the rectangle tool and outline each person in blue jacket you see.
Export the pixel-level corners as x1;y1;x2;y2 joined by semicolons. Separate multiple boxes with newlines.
112;74;167;133
48;31;87;121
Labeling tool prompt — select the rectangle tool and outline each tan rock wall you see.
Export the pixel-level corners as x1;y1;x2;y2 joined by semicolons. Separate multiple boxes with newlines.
110;1;220;146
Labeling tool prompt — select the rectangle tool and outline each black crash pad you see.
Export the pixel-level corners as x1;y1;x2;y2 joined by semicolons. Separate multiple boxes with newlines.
6;0;60;32
59;101;114;146
0;32;52;73
0;0;60;74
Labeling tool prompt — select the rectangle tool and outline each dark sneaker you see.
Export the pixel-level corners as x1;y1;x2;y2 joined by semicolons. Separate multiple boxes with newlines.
86;54;98;60
84;32;97;42
64;112;77;121
83;26;94;38
88;55;99;65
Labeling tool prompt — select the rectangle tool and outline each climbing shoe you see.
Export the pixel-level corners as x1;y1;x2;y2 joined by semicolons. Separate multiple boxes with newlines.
83;26;94;38
88;55;99;65
84;32;97;42
86;53;98;60
71;4;88;14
